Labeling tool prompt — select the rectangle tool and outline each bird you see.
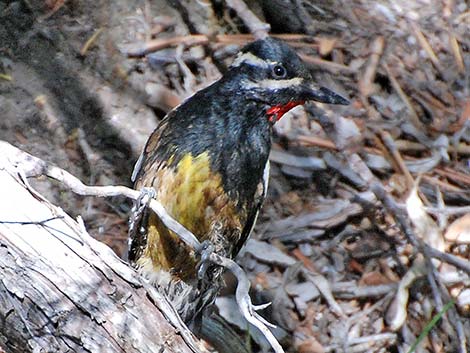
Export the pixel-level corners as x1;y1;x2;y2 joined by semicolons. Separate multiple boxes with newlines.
128;37;349;324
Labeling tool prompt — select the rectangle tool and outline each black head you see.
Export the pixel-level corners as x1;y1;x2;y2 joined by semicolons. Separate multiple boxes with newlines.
226;37;349;121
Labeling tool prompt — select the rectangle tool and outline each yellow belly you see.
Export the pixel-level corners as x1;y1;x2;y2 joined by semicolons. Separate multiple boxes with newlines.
136;152;243;280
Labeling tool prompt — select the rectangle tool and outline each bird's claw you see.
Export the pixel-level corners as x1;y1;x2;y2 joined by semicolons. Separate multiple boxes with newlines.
136;187;156;207
197;240;215;280
253;311;276;328
244;299;276;328
129;187;156;234
250;301;275;327
252;302;271;311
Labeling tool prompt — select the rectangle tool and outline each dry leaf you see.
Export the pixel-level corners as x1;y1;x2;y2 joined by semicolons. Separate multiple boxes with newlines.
457;288;470;315
318;37;337;56
444;213;470;244
406;185;445;253
297;337;325;353
241;239;296;267
386;259;426;331
359;271;392;286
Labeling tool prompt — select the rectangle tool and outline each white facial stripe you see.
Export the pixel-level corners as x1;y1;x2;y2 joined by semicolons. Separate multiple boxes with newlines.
243;77;304;90
231;52;275;68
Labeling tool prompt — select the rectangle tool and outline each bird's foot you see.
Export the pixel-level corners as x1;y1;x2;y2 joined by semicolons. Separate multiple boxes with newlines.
197;240;215;280
129;187;156;234
137;187;156;205
245;300;276;328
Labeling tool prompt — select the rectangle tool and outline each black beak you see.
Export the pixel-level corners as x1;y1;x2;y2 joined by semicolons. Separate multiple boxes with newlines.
303;85;350;105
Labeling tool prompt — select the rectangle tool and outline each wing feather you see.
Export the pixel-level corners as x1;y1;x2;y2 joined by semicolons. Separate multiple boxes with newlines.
232;161;269;257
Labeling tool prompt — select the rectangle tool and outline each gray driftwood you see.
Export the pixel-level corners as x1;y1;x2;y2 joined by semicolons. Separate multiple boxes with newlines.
0;160;205;353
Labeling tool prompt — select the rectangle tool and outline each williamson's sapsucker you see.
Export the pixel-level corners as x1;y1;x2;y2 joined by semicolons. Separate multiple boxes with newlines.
128;37;349;323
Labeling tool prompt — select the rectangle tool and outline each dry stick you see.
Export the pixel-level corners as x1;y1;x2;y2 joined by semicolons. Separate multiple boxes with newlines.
292;248;345;317
372;132;400;175
126;33;351;80
80;28;103;56
209;253;283;353
379;131;416;192
409;24;454;101
296;134;337;150
449;32;465;74
341;294;395;352
425;205;470;216
435;184;447;229
410;22;442;73
421;175;463;193
297;134;470;156
415;90;456;115
371;178;446;316
0;141;284;353
438;167;470;186
383;63;422;129
300;54;355;75
345;140;448;318
37;0;65;22
224;0;270;39
338;141;470;275
393;140;470;155
126;34;312;58
126;35;210;57
358;36;385;98
356;36;385;121
424;245;470;275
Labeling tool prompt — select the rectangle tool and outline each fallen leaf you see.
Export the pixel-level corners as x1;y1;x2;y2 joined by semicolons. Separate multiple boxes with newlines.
359;271;392;286
444;214;470;244
297;337;325;353
241;239;296;267
318;37;337;56
406;185;445;253
386;259;426;331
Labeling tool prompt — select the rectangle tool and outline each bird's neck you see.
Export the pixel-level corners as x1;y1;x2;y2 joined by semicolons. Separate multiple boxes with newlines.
212;93;272;208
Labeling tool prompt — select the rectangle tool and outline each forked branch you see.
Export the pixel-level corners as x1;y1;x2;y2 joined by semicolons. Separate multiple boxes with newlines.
0;140;284;353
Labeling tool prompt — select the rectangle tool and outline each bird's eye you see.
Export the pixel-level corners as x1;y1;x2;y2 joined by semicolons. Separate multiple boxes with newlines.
272;64;287;79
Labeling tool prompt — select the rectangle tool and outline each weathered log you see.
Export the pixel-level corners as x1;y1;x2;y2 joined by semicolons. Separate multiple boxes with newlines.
0;161;205;353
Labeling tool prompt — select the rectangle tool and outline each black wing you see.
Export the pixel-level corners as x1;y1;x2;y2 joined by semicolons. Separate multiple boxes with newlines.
127;117;171;264
231;161;269;257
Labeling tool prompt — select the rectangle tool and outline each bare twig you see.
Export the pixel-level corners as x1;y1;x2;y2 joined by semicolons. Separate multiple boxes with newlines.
292;248;345;317
424;245;470;275
0;141;202;251
371;181;466;349
410;22;442;72
358;36;385;98
300;54;356;75
224;0;270;39
379;130;414;189
383;62;422;128
80;28;104;56
343;294;395;351
125;35;211;57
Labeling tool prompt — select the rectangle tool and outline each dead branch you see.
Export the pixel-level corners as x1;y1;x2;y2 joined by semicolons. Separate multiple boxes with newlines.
0;140;284;353
224;0;270;39
0;154;204;353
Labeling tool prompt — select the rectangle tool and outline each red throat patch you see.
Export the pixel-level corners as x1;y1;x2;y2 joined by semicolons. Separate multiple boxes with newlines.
266;101;305;122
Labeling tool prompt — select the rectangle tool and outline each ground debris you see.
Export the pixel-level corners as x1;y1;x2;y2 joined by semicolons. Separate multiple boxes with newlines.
1;0;469;352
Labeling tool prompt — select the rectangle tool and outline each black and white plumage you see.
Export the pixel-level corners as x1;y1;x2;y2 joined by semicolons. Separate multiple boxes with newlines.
128;37;349;323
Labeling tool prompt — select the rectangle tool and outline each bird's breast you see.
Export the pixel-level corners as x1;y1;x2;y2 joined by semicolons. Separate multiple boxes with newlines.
137;151;245;280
